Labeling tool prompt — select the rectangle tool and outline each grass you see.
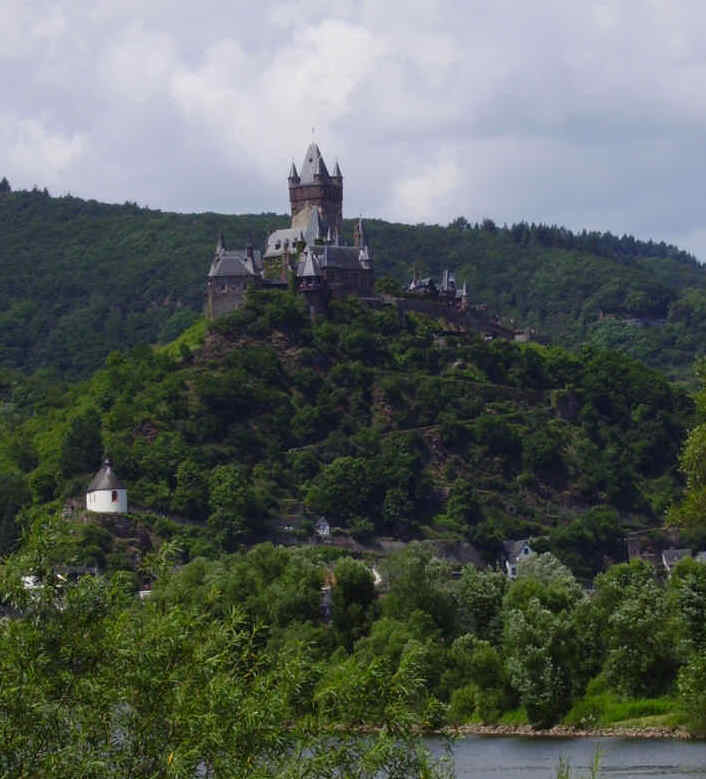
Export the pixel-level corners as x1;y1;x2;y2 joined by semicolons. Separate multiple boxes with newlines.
158;318;208;359
556;747;602;778
498;707;529;726
563;693;679;729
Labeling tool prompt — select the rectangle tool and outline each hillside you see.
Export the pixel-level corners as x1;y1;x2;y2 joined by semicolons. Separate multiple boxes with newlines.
2;186;706;380
0;290;695;579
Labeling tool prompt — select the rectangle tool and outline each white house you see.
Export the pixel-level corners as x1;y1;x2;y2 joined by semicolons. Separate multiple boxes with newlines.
86;459;127;514
503;539;533;579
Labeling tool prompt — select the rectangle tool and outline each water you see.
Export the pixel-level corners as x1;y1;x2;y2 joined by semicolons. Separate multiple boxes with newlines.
426;735;706;777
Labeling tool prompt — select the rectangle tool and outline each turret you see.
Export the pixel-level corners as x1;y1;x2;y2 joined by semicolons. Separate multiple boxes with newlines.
288;161;300;184
353;217;367;249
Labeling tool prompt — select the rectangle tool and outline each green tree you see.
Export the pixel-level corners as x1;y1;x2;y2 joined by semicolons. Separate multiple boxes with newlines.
171;459;208;521
504;597;578;728
207;464;259;549
0;472;30;554
331;557;377;650
456;566;507;645
59;409;102;477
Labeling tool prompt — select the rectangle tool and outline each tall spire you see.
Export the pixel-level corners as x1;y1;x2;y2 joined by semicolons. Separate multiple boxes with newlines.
288;161;300;182
300;142;330;183
216;231;226;252
333;160;342;179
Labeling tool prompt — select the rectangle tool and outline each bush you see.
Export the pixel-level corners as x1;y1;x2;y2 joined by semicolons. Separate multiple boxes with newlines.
448;684;477;724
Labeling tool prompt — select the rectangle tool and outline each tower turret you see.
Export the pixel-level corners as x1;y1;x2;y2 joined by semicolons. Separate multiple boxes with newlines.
353;217;367;249
289;142;342;239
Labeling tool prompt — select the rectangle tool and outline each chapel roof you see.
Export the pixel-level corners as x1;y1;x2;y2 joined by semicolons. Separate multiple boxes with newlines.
87;459;124;492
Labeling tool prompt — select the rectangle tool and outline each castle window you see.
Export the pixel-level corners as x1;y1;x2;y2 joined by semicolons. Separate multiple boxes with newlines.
112;490;118;502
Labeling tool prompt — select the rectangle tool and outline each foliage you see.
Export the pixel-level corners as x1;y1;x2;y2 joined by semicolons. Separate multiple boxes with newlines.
1;187;706;382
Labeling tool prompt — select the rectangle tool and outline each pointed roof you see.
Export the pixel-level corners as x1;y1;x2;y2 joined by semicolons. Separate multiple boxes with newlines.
87;459;124;493
216;231;226;252
209;248;261;277
297;250;322;278
300;142;329;183
304;206;325;245
358;217;366;241
288;161;299;181
333;160;342;178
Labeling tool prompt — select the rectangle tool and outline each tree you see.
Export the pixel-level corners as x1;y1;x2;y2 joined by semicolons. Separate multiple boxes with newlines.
0;545;450;777
382;543;457;637
504;597;578;728
171;459;208;521
668;557;706;654
59;409;103;477
207;464;258;549
331;557;377;650
0;472;30;554
0;176;10;194
457;566;507;645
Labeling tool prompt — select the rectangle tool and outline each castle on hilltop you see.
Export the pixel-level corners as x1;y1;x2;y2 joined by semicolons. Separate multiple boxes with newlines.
207;142;374;319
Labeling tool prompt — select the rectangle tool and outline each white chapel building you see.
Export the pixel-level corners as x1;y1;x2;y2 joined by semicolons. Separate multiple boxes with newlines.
86;458;128;514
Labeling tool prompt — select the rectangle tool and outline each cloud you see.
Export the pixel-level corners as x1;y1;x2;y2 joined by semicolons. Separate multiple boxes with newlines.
4;0;706;257
0;114;85;187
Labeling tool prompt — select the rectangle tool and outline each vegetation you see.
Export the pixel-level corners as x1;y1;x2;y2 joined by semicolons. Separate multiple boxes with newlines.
4;232;706;767
2;522;705;774
0;289;691;571
3;186;706;380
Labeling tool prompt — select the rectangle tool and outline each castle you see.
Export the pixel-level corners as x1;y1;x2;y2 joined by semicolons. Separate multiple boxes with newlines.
207;143;374;319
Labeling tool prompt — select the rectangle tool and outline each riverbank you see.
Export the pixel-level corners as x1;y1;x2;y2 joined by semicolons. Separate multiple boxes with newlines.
445;723;696;740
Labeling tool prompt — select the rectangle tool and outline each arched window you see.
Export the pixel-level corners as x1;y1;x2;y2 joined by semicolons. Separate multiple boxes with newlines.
112;490;118;502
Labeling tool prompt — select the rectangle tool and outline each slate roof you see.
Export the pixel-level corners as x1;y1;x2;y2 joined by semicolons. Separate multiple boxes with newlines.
304;206;325;246
300;143;329;183
297;251;322;278
503;539;532;564
87;460;124;492
209;250;261;278
264;228;303;259
315;245;365;270
662;547;692;569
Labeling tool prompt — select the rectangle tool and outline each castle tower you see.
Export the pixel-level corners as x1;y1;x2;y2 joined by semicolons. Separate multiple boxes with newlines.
289;143;343;238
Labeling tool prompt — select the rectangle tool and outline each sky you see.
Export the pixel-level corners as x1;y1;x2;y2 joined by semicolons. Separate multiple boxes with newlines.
3;0;706;257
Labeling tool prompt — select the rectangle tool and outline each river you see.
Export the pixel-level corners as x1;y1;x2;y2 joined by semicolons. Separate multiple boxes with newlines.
426;735;706;777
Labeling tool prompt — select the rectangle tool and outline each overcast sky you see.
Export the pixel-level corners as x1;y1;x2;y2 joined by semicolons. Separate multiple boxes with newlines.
4;0;706;257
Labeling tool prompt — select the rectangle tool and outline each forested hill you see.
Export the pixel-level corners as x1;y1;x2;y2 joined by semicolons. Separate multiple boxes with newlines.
3;185;706;379
0;292;696;578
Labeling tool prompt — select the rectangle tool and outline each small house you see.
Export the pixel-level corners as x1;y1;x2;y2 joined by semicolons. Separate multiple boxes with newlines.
503;539;533;579
86;459;127;514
